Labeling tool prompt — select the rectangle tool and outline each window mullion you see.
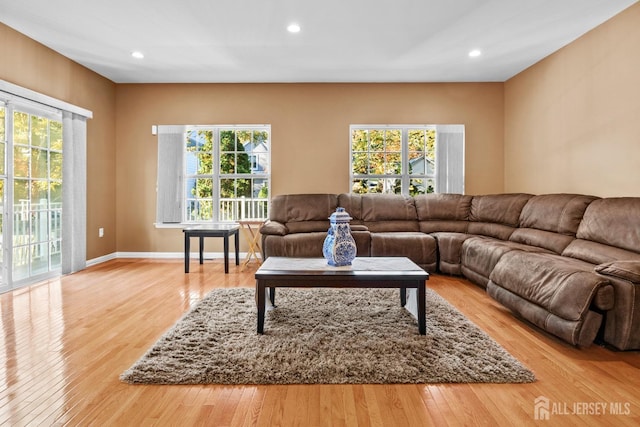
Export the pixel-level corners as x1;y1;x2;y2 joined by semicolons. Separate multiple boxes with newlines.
4;103;15;288
212;129;220;222
401;128;409;195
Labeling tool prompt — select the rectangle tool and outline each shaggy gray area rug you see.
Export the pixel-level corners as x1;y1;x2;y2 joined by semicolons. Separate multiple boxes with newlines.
121;287;535;385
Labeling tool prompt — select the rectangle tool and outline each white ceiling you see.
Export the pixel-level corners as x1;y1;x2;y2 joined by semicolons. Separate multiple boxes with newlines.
0;0;636;83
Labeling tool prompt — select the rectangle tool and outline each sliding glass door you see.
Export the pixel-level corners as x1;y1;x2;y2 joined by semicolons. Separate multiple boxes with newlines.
0;179;5;290
11;109;63;283
0;101;63;291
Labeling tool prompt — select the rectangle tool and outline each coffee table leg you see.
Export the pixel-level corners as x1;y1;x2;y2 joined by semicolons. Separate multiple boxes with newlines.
256;280;265;334
269;287;276;306
417;283;426;335
400;288;407;306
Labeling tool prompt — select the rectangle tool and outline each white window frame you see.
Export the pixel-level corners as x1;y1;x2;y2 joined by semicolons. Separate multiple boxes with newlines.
155;124;271;225
349;124;465;195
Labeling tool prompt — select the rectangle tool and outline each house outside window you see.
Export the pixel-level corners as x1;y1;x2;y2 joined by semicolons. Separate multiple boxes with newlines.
350;125;464;196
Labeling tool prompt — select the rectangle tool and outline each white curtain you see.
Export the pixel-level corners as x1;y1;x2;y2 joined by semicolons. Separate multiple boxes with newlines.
435;124;465;194
156;125;186;224
61;112;87;274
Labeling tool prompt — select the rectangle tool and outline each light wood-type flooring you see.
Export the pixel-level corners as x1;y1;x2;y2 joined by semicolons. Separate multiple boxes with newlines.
1;258;639;426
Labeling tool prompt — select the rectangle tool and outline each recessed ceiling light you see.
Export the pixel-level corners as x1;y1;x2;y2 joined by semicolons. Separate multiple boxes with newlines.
468;49;482;58
131;51;145;59
287;23;301;33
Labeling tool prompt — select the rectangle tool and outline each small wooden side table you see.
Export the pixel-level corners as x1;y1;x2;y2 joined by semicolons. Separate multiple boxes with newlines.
238;219;265;270
183;224;240;274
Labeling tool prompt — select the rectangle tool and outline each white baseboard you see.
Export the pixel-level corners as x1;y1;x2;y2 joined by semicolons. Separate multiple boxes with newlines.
86;251;252;267
86;252;118;267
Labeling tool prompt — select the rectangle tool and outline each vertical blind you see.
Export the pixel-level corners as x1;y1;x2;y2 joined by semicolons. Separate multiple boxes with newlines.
1;80;92;278
61;111;87;274
435;124;465;194
156;125;186;224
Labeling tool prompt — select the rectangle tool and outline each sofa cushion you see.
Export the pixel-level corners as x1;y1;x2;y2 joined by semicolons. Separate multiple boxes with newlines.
507;194;599;254
285;220;330;234
364;221;419;233
431;232;471;275
360;194;420;232
518;193;599;235
419;220;468;234
490;252;613;322
337;193;363;221
263;228;371;258
262;232;327;258
269;193;338;224
562;239;640;266
509;228;574;254
576;198;640;254
467;193;533;240
460;236;551;287
370;232;436;271
260;220;288;236
487;284;605;347
361;194;418;221
415;194;472;220
595;261;640;284
466;222;517;241
414;194;471;233
469;193;533;226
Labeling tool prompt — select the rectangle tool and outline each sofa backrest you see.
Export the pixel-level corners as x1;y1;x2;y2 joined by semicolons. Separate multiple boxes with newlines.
337;193;364;225
561;198;640;264
562;239;640;265
339;193;419;232
467;193;533;240
414;193;472;233
509;194;599;254
577;198;640;252
268;193;337;233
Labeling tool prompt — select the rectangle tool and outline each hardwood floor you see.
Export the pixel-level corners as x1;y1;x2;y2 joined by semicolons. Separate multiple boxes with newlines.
1;258;638;426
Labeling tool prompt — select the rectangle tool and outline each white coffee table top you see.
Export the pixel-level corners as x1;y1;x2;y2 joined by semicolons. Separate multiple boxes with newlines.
258;256;424;273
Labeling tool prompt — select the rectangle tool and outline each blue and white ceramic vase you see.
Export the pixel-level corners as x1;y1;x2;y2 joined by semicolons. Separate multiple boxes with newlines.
323;207;357;266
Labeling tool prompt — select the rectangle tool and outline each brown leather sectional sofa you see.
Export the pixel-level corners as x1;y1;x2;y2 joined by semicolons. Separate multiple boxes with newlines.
259;193;640;350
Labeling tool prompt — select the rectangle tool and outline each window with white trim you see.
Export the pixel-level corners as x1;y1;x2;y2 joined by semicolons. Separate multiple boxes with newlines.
156;125;270;224
350;125;464;195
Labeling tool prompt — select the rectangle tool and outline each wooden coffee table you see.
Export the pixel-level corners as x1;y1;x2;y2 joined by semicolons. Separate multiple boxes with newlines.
254;257;429;334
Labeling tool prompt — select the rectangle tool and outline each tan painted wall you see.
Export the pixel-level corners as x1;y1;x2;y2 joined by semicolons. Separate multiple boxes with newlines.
504;2;640;197
0;23;117;260
8;0;638;259
115;83;504;252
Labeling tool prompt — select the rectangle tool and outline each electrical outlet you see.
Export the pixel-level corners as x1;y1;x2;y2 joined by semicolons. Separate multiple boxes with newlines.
99;227;104;238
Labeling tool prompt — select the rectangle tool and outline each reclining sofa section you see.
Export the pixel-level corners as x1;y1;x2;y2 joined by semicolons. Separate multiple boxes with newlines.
259;193;640;351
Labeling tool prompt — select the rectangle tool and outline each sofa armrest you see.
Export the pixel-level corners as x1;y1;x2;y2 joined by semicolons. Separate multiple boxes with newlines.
595;261;640;284
350;224;369;232
259;220;288;236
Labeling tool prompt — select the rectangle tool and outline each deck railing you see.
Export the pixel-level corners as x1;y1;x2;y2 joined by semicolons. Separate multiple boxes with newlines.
185;197;269;222
219;197;269;221
10;201;63;270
